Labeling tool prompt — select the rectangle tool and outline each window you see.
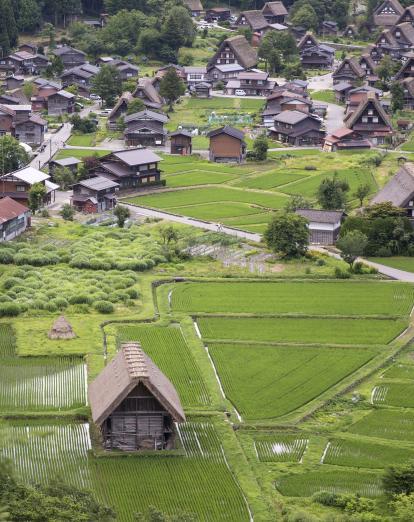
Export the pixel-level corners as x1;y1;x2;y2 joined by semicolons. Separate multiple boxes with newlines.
372;117;378;123
368;109;373;115
16;185;26;192
362;116;368;123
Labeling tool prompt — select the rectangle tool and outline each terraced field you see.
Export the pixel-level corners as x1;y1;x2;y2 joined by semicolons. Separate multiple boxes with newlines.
208;343;376;420
372;382;414;407
196;316;405;345
348;409;414;442
116;324;210;407
254;434;309;463
276;470;383;497
171;281;414;316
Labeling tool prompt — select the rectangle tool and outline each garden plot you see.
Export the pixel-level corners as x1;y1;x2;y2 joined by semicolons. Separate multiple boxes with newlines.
321;439;413;469
254;434;308;462
0;324;86;412
170;281;414;316
116;325;210;407
0;422;91;488
276;470;383;497
207;343;376;420
371;383;414;407
348;409;414;442
91;420;250;522
196;316;405;345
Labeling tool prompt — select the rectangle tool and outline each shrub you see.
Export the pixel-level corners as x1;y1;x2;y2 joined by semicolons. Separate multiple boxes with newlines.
312;491;342;507
45;302;58;312
51;297;69;310
126;288;139;299
0;249;14;263
334;267;351;279
0;303;21;317
69;294;93;305
3;277;20;289
352;261;364;274
375;246;392;257
94;300;114;314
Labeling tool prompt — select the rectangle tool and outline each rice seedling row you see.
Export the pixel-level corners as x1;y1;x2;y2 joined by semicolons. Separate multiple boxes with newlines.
372;383;414;408
382;364;414;380
348;409;414;442
254;434;308;462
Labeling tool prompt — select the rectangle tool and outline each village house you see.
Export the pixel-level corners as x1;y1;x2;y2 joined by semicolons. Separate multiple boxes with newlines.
205;7;231;22
184;0;204;17
333;81;353;103
396;5;414;25
90;148;163;190
207;126;246;163
295;209;345;245
110;60;139;81
395;52;414;79
193;82;211;98
224;71;276;96
262;1;288;24
400;77;414;108
207;35;258;78
31;79;60;110
123;109;168;147
3;75;24;91
374;29;402;61
345;85;383;115
46;90;76;116
13;113;47;146
300;43;335;69
235;10;269;37
89;341;185;451
0;197;30;242
61;63;99;96
206;63;245;84
359;53;379;85
262;90;312;127
298;32;319;51
270;110;325;146
373;0;404;27
389;22;414;48
71;176;119;213
108;92;134;130
53;46;87;70
344;92;393;145
0;166;58;206
333;57;366;85
170;130;193;155
0;105;16;136
0;94;21;105
184;66;208;87
18;43;37;55
343;25;357;38
321;21;338;36
49;157;81;176
371;162;414;220
133;78;164;110
323;127;371;152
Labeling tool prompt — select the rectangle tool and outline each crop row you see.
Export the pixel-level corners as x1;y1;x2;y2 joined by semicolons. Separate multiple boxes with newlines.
348;409;414;442
254;435;308;463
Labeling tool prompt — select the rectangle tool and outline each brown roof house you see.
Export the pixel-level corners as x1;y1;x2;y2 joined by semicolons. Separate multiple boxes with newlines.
208;126;246;163
123;109;168;147
298;32;319;51
323;127;371;152
205;7;231;22
0;197;30;242
71;176;119;213
333;57;366;85
13;113;47;146
224;71;276;96
400;77;414;109
89;341;185;451
170;130;192;155
235;10;269;36
373;0;404;27
389;22;414;48
108;92;134;130
300;43;335;69
343;25;357;38
262;1;288;24
184;0;204;17
90;148;163;190
395;52;414;79
295;209;345;245
371;162;414;220
396;5;414;25
270;110;325;146
207;35;258;73
344;92;393;145
262;89;312;127
133;78;164;110
48;316;76;340
47;90;75;116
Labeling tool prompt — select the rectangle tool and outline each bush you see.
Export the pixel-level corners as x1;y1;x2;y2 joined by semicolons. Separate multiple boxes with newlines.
69;294;93;305
375;246;392;257
0;249;14;263
312;491;342;507
51;297;69;310
94;300;114;313
352;261;364;274
315;258;325;266
3;277;20;289
126;288;139;299
334;267;351;279
0;303;21;317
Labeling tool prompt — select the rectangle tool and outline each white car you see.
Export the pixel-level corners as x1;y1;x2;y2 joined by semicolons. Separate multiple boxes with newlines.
235;89;246;96
90;94;101;101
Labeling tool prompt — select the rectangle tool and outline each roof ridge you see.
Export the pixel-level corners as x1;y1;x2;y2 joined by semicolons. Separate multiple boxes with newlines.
122;342;149;378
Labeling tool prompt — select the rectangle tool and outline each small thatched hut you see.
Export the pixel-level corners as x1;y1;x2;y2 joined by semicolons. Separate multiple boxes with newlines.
89;342;185;451
48;316;76;339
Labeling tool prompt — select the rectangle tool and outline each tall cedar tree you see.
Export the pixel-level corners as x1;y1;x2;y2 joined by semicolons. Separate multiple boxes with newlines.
0;0;18;54
91;64;122;107
160;68;185;110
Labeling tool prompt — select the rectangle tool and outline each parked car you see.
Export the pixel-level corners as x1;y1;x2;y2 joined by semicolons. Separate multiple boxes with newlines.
90;94;101;101
100;109;111;116
235;89;246;96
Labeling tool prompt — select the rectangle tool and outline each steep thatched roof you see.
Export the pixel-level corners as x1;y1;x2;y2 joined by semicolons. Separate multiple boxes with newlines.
345;92;392;130
371;162;414;207
48;316;76;339
208;35;258;70
236;10;269;31
89;342;186;426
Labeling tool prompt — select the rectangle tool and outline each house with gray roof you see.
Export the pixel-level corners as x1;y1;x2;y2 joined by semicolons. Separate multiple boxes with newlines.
71;176;119;213
270;110;325;146
295;209;345;245
371;162;414;219
53;46;86;69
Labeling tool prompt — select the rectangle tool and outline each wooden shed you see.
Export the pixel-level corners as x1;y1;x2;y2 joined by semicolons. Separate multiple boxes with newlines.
89;342;185;451
170;130;193;155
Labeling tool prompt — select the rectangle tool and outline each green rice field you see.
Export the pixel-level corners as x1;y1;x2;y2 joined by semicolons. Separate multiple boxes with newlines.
372;383;414;408
208;343;376;420
276;470;383;497
382;363;414;380
171;281;414;316
254;434;309;462
322;439;414;469
116;325;210;407
348;409;414;442
196;316;405;345
234;170;309;190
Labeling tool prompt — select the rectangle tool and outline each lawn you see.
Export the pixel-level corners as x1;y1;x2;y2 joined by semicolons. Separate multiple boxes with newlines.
54;148;110;160
67;133;96;147
170;281;414;316
348;409;414;442
369;257;414;273
310;90;337;104
382;363;414;379
208;343;376;420
322;439;414;469
276;470;383;497
196;316;406;345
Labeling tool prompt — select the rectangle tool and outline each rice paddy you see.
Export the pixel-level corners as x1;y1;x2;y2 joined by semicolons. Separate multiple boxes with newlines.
348;409;414;442
254;434;308;463
372;383;414;408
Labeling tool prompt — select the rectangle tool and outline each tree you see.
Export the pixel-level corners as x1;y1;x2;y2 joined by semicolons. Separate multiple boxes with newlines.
383;464;414;496
17;0;42;32
364;202;406;218
23;81;35;100
28;182;47;213
391;493;414;522
0;0;17;55
126;98;145;115
51;55;64;77
258;30;297;73
336;230;368;269
317;175;350;209
42;22;56;49
0;135;29;174
290;3;319;32
91;65;122;107
264;213;309;258
253;134;268;161
114;204;130;227
283;61;306;81
159;225;179;244
376;55;395;84
159;68;185;110
161;6;196;51
391;81;405;112
53;166;75;190
331;0;349;29
285;195;314;212
60;203;75;221
354;183;371;207
138;28;162;59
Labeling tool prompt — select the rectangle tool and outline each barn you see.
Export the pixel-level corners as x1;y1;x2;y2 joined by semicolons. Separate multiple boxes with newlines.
89;342;185;451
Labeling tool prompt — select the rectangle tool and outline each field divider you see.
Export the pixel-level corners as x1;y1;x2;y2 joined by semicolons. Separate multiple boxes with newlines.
201;339;387;350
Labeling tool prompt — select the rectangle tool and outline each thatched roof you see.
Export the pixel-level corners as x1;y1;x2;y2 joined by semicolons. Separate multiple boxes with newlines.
48;315;76;339
208;35;258;70
89;342;186;426
333;57;365;80
345;92;392;130
298;32;318;50
236;10;269;31
371;163;414;207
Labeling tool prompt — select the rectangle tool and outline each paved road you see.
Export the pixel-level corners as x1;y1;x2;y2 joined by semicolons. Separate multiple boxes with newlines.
325;101;345;135
358;259;414;283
